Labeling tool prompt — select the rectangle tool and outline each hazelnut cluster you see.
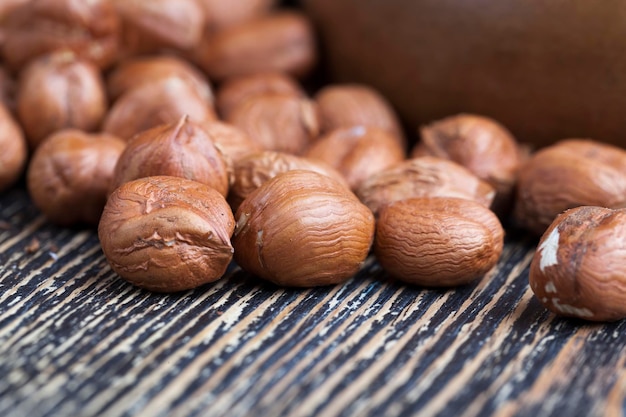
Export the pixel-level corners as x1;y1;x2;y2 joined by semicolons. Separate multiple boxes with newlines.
1;0;625;323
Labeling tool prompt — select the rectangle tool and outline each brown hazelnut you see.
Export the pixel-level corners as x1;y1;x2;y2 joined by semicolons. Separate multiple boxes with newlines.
103;77;217;141
412;113;522;213
0;103;27;192
226;93;319;155
1;0;120;71
305;126;406;191
16;51;108;150
227;150;349;211
195;11;317;82
314;84;406;147
111;116;230;197
98;175;235;293
26;129;125;226
356;156;496;215
197;120;263;174
106;55;213;103
216;72;304;119
197;0;277;33
0;65;16;111
374;197;504;287
529;205;626;321
233;170;375;287
514;139;626;235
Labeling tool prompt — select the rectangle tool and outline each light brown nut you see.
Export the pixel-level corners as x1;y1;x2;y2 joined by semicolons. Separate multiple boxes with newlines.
106;55;213;103
356;156;495;215
197;0;277;33
529;205;626;322
514;139;626;235
374;197;504;287
412;113;522;213
0;103;27;192
16;51;108;149
110;116;229;197
26;129;125;226
195;11;317;81
1;0;120;71
98;175;235;293
227;150;349;211
103;77;217;141
305;126;405;191
232;170;375;287
216;72;304;119
226;93;319;155
314;83;406;147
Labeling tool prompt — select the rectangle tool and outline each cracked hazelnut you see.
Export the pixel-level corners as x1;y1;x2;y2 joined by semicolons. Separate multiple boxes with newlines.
0;102;27;192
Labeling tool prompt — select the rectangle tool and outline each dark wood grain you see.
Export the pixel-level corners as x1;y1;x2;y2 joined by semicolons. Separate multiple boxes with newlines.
0;186;624;417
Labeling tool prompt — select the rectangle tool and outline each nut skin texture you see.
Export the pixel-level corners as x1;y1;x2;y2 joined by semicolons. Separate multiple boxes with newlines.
0;103;27;192
111;116;230;197
1;0;120;71
17;51;108;150
412;113;522;214
27;129;126;226
514;139;626;236
195;11;317;82
226;93;319;155
356;156;496;215
232;170;375;287
305;126;406;191
99;176;235;293
103;77;217;141
228;150;349;211
374;197;504;287
197;0;277;33
529;206;626;322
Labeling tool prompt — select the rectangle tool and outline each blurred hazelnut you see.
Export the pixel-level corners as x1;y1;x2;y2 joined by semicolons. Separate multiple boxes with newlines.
0;103;27;192
197;0;277;33
197;120;263;174
0;65;16;111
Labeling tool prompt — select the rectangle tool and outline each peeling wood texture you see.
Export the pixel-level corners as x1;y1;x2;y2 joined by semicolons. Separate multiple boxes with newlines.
0;186;625;417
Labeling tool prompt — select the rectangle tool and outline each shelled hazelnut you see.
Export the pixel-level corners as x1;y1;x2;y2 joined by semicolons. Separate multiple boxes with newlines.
0;102;27;192
197;120;263;174
197;0;278;33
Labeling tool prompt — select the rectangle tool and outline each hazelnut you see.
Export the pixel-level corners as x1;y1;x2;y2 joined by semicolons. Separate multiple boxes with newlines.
226;93;319;155
197;0;277;33
98;175;235;293
412;113;522;213
1;0;120;71
233;170;375;287
0;102;27;192
111;116;230;197
16;51;108;150
195;11;317;81
216;72;304;119
514;139;626;235
0;65;16;111
314;84;406;147
103;77;217;141
356;156;496;215
305;126;406;191
529;205;626;321
227;150;349;211
197;120;263;174
374;197;504;287
26;129;125;226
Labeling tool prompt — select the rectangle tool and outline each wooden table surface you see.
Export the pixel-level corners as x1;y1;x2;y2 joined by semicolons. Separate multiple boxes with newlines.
0;184;625;417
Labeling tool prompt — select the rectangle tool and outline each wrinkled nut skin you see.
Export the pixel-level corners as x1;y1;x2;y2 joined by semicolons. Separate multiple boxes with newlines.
315;84;406;147
106;55;213;103
195;11;317;81
374;197;504;287
27;129;125;226
515;139;626;236
0;103;27;192
103;77;217;141
228;150;349;211
1;0;120;71
17;51;108;149
197;0;277;33
233;170;375;287
529;206;626;322
227;93;319;155
99;176;235;293
111;117;230;197
412;113;522;214
216;72;304;119
305;126;405;191
356;156;496;215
